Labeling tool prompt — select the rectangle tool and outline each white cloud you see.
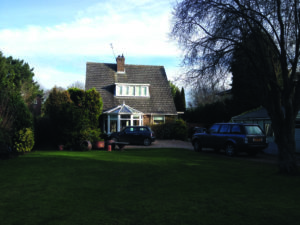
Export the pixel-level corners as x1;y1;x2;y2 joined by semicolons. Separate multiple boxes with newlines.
34;66;85;90
0;0;181;89
0;0;178;58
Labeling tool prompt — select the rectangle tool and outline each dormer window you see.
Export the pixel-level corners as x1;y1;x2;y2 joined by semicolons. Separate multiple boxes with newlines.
115;83;150;97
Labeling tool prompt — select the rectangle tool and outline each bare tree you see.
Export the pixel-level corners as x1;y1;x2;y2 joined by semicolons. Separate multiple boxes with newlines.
171;0;300;174
68;81;85;90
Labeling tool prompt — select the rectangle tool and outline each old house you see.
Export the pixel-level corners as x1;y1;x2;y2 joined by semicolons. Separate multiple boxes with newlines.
85;55;177;133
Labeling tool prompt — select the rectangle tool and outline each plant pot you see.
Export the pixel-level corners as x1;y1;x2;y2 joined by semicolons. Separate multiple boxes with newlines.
94;140;105;149
80;140;92;151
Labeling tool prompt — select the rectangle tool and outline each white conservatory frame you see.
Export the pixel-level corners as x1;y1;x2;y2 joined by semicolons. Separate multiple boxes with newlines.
103;103;143;133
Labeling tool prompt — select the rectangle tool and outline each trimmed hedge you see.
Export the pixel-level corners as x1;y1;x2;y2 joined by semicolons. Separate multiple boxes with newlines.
151;119;188;141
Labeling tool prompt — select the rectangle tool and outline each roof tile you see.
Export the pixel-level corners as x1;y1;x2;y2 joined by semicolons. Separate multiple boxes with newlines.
85;62;177;115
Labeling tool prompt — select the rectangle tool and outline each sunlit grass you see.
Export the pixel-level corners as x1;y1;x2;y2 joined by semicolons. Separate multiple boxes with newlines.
0;149;299;225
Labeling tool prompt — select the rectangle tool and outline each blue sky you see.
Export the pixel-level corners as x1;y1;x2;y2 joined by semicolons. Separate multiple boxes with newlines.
0;0;183;90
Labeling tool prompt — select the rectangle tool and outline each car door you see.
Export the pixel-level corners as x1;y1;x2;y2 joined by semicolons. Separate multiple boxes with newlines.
216;124;231;148
132;127;143;144
119;127;135;143
136;127;146;144
202;124;221;148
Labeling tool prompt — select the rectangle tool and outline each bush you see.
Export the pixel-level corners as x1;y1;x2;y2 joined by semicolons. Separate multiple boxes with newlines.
43;87;103;148
173;119;188;140
151;119;188;141
13;128;35;152
79;128;102;143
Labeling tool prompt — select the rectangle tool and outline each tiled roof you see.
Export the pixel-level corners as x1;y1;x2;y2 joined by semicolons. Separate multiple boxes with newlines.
232;107;270;121
232;107;300;122
85;62;177;115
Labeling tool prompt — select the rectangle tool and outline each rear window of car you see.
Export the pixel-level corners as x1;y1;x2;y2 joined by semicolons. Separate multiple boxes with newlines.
244;125;263;135
139;127;148;132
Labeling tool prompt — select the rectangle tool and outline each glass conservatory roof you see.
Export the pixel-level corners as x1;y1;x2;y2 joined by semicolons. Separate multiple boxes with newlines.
104;103;143;115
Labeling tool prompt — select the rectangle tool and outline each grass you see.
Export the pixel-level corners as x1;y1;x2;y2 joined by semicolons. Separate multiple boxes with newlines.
0;148;300;225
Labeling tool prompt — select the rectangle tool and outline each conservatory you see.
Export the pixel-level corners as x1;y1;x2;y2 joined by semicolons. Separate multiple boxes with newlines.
103;103;143;133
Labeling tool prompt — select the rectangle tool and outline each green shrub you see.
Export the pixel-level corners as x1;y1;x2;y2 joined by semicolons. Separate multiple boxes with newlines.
79;128;102;143
151;119;188;141
151;123;172;139
173;119;188;140
13;128;35;152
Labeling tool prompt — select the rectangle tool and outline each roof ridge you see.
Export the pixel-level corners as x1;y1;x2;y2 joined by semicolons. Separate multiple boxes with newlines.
86;62;164;67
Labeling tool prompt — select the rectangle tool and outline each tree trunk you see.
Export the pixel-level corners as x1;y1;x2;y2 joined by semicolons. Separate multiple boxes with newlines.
274;117;299;175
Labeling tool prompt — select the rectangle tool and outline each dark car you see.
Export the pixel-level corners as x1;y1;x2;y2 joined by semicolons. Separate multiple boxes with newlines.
193;127;206;134
192;123;268;156
109;126;155;146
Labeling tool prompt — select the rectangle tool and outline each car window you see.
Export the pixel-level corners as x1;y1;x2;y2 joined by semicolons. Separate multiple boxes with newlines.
219;125;230;133
244;125;263;135
231;125;242;134
139;127;148;132
125;127;136;133
209;124;220;133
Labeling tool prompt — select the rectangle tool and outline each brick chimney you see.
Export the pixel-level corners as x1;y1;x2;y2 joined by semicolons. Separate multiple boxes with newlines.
116;54;125;73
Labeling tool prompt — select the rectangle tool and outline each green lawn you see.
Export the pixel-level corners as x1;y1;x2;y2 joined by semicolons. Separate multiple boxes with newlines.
0;149;299;225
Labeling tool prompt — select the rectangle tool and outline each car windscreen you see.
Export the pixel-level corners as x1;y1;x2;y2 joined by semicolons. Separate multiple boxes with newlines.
244;125;263;135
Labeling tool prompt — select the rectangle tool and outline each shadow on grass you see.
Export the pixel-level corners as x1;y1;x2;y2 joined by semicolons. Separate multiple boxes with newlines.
0;149;299;225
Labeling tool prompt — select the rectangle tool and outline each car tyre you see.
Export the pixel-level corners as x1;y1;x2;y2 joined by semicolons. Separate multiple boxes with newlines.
225;143;235;156
143;138;151;146
194;141;202;152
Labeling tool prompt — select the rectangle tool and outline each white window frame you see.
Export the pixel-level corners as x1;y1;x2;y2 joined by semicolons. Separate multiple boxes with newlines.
153;115;165;124
115;83;150;97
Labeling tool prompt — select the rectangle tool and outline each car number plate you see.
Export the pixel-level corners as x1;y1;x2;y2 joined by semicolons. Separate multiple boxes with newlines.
253;138;263;142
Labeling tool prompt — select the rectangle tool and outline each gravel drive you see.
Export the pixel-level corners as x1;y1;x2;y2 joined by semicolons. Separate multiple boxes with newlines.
126;139;194;150
124;139;300;165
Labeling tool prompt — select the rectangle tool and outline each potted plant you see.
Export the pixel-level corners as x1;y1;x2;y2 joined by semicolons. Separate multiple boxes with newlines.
79;128;103;150
91;129;105;149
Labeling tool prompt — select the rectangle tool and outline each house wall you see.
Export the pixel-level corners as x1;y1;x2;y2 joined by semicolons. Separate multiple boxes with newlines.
143;115;151;126
29;95;42;117
143;115;177;126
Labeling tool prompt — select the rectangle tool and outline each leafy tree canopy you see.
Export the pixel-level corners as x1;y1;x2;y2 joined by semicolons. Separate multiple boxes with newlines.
169;81;186;112
230;29;279;110
43;87;103;147
0;52;42;105
0;52;41;145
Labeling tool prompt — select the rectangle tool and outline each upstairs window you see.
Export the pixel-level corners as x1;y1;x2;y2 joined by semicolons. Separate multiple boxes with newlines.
115;83;150;97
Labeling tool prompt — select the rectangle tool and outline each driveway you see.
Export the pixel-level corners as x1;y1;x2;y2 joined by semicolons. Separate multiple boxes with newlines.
124;139;300;165
126;139;194;150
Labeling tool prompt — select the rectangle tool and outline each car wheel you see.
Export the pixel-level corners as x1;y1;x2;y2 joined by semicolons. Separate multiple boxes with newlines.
143;138;151;146
225;143;235;156
194;141;202;152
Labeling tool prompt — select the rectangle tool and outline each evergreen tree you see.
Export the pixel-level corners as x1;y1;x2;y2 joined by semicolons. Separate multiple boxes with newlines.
0;52;40;148
180;87;186;112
